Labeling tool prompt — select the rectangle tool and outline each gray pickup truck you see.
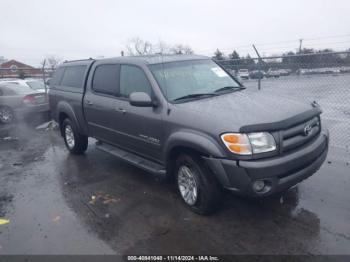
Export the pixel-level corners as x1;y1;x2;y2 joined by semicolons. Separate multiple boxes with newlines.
49;55;329;214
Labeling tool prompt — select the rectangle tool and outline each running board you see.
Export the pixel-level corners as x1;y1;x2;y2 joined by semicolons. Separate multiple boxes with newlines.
95;142;166;176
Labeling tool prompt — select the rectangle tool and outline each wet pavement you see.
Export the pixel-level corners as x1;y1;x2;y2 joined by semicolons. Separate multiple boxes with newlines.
0;120;349;255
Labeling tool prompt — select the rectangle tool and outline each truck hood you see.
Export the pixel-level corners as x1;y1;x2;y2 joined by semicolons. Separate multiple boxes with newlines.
172;90;319;132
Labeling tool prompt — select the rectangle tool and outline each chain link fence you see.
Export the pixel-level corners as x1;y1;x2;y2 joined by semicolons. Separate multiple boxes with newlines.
217;51;350;162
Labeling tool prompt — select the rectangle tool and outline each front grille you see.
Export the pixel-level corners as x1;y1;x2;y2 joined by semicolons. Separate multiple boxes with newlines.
281;116;321;153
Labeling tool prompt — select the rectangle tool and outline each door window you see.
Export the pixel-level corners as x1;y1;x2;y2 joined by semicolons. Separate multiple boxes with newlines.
119;65;152;98
60;65;86;89
50;67;65;86
92;64;119;95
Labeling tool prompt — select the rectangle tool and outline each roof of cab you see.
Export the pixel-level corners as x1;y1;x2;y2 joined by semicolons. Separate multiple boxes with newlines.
62;54;209;67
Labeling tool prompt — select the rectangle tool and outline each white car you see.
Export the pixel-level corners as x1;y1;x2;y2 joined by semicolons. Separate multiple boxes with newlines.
238;69;249;79
0;79;47;93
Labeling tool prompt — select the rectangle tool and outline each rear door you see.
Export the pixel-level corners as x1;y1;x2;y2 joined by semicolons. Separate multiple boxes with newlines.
84;63;122;144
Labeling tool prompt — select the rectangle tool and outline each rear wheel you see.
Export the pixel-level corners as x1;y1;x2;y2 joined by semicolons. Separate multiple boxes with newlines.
0;106;14;124
62;118;88;154
175;154;222;215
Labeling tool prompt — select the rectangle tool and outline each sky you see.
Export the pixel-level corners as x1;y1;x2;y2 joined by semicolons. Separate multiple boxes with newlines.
0;0;350;66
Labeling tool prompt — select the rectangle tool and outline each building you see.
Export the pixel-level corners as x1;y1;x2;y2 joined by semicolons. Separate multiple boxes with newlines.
0;59;42;78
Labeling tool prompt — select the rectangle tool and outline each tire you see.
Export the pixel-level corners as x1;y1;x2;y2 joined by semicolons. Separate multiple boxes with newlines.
62;118;88;154
0;106;15;124
175;153;222;215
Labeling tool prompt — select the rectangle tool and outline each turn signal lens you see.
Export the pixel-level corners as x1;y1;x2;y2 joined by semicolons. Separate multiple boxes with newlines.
221;133;252;155
222;134;240;144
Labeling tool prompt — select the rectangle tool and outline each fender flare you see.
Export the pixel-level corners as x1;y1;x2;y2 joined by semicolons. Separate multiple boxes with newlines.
164;130;226;162
56;101;84;135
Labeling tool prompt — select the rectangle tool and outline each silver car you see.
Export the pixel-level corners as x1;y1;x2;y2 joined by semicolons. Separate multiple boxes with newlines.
0;83;49;124
0;79;47;93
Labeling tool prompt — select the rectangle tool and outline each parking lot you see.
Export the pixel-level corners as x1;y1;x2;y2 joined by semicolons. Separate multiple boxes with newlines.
242;73;350;162
0;74;350;255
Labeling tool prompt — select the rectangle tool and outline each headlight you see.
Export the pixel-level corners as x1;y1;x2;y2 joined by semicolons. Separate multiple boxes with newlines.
247;132;276;154
221;132;276;155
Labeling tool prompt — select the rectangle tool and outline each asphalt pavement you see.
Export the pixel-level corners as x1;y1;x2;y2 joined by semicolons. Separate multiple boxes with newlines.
0;119;349;255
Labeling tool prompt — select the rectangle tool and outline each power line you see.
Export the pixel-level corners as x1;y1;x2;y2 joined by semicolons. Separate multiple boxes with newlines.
196;33;350;54
304;33;350;41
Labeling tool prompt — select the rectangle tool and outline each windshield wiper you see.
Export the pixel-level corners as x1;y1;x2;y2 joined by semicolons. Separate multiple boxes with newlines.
173;93;218;101
214;86;245;93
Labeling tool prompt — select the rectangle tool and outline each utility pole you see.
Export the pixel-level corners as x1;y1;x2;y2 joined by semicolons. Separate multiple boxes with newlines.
252;44;263;90
42;59;47;94
299;39;303;53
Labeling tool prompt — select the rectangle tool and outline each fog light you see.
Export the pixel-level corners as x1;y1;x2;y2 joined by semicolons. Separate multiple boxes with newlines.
253;180;265;192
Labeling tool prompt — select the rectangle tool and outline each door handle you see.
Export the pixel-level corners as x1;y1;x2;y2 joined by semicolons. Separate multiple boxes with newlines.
115;107;126;114
86;100;93;105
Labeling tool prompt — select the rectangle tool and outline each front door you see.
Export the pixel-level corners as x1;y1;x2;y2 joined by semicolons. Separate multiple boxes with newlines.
111;64;163;162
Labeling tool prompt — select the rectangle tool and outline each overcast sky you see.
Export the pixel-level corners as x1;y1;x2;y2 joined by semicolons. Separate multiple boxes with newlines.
1;0;349;66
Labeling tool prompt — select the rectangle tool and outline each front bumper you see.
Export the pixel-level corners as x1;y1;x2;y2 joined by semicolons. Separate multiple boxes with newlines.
204;128;329;196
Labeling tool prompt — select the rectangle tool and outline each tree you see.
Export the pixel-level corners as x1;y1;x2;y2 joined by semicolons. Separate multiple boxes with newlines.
171;44;194;55
229;50;240;60
213;49;224;60
228;50;240;67
242;54;255;66
125;37;153;56
124;37;194;56
0;56;7;64
156;41;171;54
45;55;63;70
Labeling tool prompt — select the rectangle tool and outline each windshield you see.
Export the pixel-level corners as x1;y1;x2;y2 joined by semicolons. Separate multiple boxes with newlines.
149;60;241;102
27;80;45;90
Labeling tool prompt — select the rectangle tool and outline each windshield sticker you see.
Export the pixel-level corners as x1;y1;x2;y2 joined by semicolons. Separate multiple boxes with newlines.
211;67;228;77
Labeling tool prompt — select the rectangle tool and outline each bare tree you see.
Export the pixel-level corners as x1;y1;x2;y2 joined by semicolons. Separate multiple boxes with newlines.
171;44;194;55
46;55;63;70
155;40;171;54
125;37;194;56
125;37;153;56
0;56;7;64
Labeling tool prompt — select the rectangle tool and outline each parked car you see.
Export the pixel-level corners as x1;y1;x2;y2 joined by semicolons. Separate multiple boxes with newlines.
49;55;329;214
249;70;265;79
278;69;292;76
297;67;342;75
238;69;250;79
0;83;49;124
266;69;280;78
0;79;46;93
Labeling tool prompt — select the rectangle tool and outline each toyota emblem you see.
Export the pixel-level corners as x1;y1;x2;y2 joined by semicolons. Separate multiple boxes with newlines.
304;124;312;136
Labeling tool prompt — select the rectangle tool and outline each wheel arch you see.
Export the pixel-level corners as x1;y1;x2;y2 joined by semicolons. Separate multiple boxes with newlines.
164;131;226;177
56;102;83;136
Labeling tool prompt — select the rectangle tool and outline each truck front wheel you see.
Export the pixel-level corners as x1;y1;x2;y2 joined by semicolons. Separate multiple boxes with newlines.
175;153;222;215
62;118;88;154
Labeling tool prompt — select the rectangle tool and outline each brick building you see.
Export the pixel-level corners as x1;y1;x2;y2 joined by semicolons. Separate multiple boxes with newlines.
0;59;42;78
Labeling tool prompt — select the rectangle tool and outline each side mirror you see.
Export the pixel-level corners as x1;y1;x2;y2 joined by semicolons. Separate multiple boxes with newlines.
129;92;154;107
